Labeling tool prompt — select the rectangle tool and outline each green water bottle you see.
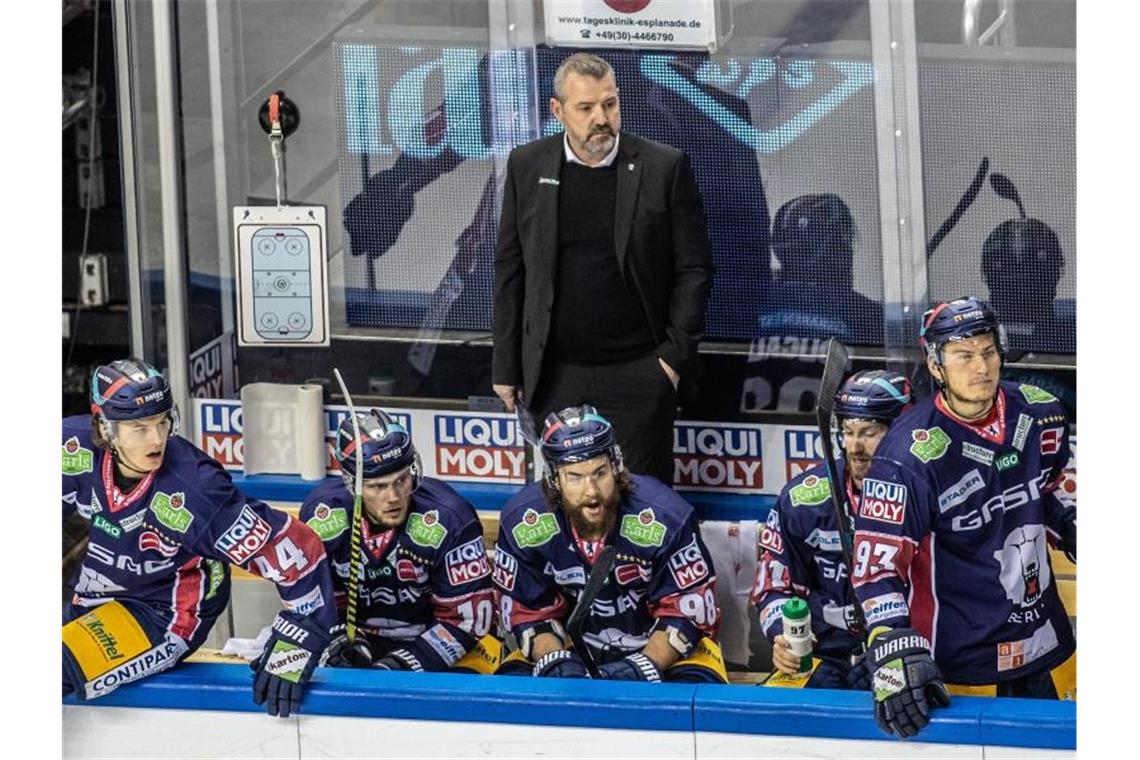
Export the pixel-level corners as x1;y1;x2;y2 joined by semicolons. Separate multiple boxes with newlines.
782;597;813;673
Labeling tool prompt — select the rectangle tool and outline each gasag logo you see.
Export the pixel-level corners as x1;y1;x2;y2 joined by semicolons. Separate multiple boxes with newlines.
673;422;763;491
435;413;524;483
783;429;822;480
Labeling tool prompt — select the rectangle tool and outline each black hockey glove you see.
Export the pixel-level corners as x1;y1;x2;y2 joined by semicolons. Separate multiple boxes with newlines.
867;627;950;739
251;611;330;718
597;652;663;682
844;652;872;691
322;626;375;668
532;649;589;678
373;648;425;671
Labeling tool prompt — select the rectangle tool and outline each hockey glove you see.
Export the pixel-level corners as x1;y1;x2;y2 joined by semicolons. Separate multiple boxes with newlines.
251;611;330;718
867;627;950;739
844;652;872;691
532;649;590;678
597;652;663;682
373;648;425;671
322;626;374;669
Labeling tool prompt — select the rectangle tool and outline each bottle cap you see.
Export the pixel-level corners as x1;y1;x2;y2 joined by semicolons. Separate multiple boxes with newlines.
782;596;809;621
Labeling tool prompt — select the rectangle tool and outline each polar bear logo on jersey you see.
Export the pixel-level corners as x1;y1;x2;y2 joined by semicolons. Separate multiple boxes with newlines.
993;524;1052;608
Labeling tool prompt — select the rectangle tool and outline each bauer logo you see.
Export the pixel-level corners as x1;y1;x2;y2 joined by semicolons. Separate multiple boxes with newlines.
860;478;907;525
435;414;525;483
783;429;823;480
673;422;763;491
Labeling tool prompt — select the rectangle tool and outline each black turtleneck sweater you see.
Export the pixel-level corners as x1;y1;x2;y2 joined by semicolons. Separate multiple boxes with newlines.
548;159;656;364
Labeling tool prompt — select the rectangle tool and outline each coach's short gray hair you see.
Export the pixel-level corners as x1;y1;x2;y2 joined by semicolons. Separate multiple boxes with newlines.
552;53;615;102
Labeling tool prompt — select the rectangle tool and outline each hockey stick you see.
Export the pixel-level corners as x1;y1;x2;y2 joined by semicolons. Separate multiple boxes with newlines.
814;338;867;635
565;545;617;678
989;172;1027;219
926;157;989;257
333;368;365;644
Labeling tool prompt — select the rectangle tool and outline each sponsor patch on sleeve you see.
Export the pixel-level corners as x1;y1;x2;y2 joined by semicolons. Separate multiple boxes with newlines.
758;510;783;554
213;505;272;564
492;548;518;592
667;536;711;590
444;537;491;586
859;479;908;525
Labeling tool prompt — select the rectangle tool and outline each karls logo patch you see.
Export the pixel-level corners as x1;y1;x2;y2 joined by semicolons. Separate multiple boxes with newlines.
149;492;193;533
789;474;830;507
407;510;447;549
512;509;560;548
1019;385;1057;404
214;505;272;564
860;479;907;525
62;436;94;475
435;414;525;483
620;508;667;547
667;537;710;590
909;427;950;463
444;537;491;586
673;423;763;491
783;429;822;480
306;504;349;541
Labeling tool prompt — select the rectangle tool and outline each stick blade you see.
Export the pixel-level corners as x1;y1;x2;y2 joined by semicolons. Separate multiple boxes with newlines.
815;338;850;431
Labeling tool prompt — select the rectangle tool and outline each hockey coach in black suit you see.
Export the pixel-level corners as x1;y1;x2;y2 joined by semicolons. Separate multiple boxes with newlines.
492;52;714;485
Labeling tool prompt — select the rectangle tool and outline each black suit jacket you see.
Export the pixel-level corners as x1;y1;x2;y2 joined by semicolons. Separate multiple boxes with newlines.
492;132;714;397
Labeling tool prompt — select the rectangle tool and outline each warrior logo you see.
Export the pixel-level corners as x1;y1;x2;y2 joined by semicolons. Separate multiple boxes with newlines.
993;524;1052;609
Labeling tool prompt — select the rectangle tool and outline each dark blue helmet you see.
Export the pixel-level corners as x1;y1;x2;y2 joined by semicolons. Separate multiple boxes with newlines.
835;370;912;424
90;358;174;422
919;297;1006;366
540;405;624;485
335;409;419;486
772;193;855;284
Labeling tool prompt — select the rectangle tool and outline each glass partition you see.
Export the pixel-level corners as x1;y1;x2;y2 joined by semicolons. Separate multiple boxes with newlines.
116;0;1075;421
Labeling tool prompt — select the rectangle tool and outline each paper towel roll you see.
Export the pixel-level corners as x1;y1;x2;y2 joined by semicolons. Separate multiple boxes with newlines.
240;383;326;481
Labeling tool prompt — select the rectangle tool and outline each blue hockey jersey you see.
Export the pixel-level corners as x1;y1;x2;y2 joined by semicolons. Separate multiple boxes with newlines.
61;415;336;644
494;475;719;662
851;383;1076;685
298;477;494;669
752;458;861;659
